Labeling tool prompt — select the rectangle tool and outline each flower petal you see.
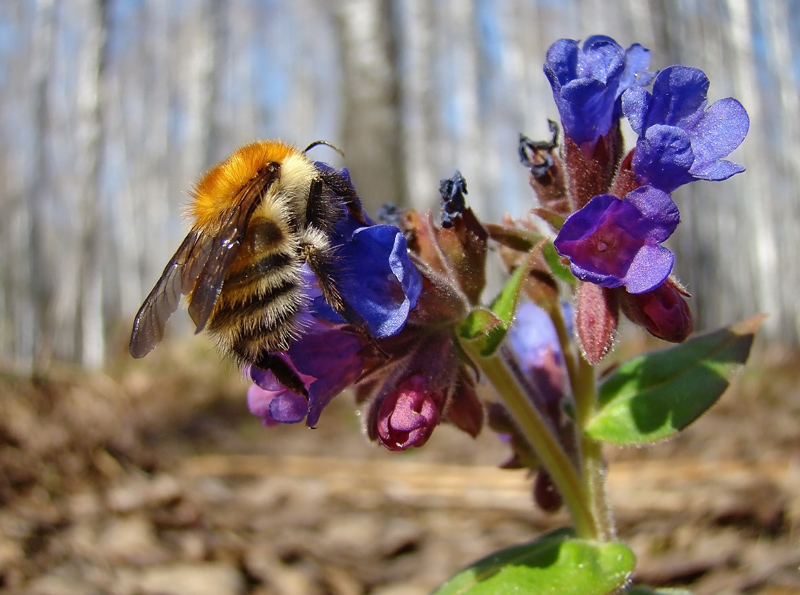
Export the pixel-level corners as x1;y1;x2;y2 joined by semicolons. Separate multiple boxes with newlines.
316;224;422;339
622;243;674;294
688;97;750;163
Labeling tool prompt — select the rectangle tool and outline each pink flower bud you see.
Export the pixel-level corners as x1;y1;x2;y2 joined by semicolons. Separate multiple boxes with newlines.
620;278;693;342
376;375;444;451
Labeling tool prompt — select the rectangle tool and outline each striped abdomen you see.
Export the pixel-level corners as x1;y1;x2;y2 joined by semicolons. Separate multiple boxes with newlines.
206;217;306;362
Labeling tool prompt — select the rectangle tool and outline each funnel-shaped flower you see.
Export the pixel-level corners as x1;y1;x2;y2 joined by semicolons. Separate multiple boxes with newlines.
623;66;749;192
247;315;367;427
554;186;680;294
544;36;653;147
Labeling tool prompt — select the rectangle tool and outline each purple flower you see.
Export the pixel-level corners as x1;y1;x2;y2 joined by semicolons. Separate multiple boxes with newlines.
508;302;568;424
544;36;653;146
248;314;367;427
622;66;749;192
245;163;422;428
554;186;680;294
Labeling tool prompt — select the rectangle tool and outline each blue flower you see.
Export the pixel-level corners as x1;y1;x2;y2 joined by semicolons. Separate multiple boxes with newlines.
508;302;570;421
554;186;680;294
544;36;653;146
311;165;423;339
622;66;749;192
313;220;422;338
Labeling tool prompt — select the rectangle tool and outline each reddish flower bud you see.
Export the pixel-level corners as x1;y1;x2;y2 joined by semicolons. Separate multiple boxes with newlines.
576;281;619;364
376;375;445;451
620;278;693;342
534;470;564;513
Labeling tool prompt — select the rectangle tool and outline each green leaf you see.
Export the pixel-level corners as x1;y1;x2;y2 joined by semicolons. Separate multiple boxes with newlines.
586;316;764;445
542;241;576;286
432;528;636;595
460;308;503;341
459;243;542;356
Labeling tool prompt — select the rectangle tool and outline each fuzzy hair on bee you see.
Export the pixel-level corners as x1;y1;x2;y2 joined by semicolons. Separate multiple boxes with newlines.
129;140;368;395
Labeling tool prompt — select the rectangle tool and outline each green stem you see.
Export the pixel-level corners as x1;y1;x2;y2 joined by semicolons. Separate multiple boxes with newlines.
546;301;579;395
573;354;615;541
462;340;599;540
546;300;614;540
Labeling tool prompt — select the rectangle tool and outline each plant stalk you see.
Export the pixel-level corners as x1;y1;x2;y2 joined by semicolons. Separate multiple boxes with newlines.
463;340;600;540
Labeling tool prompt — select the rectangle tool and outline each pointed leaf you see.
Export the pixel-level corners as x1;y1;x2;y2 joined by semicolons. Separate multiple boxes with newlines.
460;242;542;356
460;307;504;341
432;528;635;595
459;307;509;357
586;315;764;445
485;223;544;252
542;241;577;286
533;207;566;230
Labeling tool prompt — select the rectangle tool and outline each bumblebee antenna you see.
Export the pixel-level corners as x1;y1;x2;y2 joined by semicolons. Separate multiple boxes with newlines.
304;140;345;158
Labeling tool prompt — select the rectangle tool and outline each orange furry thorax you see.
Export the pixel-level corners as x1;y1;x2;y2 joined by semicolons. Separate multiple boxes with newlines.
188;140;300;229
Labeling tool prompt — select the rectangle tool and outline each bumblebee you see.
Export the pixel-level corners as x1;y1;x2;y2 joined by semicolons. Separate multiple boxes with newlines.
129;140;368;394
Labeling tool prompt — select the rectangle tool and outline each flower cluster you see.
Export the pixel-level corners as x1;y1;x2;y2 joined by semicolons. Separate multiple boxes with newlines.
535;36;748;361
242;34;748;471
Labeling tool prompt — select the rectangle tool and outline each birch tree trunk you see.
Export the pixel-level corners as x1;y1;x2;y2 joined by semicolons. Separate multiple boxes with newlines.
27;0;57;370
75;0;109;369
336;0;403;212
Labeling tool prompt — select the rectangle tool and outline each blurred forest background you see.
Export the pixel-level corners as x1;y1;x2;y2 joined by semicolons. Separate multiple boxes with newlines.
1;0;798;371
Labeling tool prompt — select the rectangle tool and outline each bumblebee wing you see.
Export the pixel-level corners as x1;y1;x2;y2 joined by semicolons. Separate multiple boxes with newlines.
187;163;281;333
129;230;210;358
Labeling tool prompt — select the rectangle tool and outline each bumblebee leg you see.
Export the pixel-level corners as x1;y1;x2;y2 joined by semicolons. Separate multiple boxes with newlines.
253;352;308;398
305;178;346;233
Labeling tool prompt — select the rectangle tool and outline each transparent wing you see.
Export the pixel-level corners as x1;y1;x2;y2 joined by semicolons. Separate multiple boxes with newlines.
129;163;280;357
129;230;210;358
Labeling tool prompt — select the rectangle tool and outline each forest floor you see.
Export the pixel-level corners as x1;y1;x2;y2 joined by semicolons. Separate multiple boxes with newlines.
0;337;799;595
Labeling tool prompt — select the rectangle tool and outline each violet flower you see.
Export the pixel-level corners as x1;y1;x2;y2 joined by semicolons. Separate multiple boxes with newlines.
247;314;367;427
622;66;749;192
554;186;680;294
544;36;653;146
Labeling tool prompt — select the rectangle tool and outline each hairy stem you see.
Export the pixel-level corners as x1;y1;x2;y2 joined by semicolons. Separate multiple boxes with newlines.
573;354;615;540
463;340;600;540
